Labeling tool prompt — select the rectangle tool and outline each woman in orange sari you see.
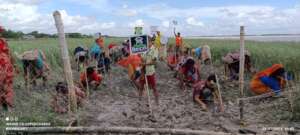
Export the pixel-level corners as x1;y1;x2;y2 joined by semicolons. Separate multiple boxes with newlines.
0;26;17;111
250;64;286;95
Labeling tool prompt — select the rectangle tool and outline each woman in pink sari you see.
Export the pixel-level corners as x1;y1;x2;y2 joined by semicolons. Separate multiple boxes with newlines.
0;26;17;111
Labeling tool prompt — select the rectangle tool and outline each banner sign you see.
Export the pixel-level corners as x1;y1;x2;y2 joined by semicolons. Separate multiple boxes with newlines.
134;27;143;35
129;35;149;54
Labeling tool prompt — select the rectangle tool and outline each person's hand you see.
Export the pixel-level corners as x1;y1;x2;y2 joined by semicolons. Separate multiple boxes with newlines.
202;104;208;111
180;82;187;91
142;62;147;66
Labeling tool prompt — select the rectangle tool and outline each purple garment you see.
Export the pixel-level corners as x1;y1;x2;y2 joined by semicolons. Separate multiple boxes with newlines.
192;81;206;102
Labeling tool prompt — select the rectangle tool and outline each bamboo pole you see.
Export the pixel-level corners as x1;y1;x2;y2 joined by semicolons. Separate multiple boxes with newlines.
237;85;300;102
208;46;224;113
239;26;245;123
84;65;90;97
215;74;225;112
224;64;228;80
144;73;153;116
6;126;232;135
53;11;77;113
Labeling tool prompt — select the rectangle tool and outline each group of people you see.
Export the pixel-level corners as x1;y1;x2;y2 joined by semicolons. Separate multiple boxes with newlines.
0;25;292;113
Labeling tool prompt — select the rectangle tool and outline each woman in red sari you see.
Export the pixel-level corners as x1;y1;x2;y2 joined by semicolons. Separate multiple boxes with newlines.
0;26;17;111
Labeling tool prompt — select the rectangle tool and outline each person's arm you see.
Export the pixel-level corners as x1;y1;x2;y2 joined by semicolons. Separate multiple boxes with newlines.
78;75;87;92
194;95;208;111
50;96;57;110
178;72;186;90
8;50;19;73
173;27;176;37
197;68;201;81
40;50;47;61
145;58;156;66
79;80;85;88
40;51;50;70
50;95;66;113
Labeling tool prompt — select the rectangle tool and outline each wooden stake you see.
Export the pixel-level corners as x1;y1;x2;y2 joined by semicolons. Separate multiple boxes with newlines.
237;87;300;102
84;65;90;98
53;11;77;113
224;64;228;80
210;48;224;112
215;74;224;112
6;126;232;135
239;26;245;123
145;73;153;116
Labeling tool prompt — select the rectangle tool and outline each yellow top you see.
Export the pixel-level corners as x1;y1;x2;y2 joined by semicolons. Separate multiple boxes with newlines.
154;34;161;49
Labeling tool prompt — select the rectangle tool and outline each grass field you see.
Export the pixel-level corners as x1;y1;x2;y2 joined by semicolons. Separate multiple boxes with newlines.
8;37;300;79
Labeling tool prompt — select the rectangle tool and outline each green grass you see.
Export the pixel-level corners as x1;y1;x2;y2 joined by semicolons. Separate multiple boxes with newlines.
170;38;300;79
7;37;300;79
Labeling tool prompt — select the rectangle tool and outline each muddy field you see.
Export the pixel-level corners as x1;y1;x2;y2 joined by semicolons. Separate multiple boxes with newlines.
61;61;299;135
2;58;299;135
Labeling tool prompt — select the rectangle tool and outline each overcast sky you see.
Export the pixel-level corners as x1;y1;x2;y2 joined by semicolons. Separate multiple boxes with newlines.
0;0;299;36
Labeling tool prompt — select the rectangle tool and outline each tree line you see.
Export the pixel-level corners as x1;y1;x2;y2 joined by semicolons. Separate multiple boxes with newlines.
1;29;93;39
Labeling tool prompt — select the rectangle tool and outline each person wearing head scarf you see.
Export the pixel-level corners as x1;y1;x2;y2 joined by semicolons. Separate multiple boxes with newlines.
222;50;253;80
193;75;221;111
250;64;287;95
0;26;17;111
74;46;89;71
19;49;49;87
117;54;142;92
50;82;86;113
79;66;102;90
178;58;200;90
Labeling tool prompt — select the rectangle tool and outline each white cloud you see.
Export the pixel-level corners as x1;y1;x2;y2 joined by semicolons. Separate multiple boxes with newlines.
122;4;128;9
101;22;115;29
0;2;117;34
162;20;170;28
138;4;300;36
118;9;137;17
67;0;108;7
186;17;204;26
0;3;52;32
1;0;300;36
117;4;138;17
0;0;46;5
129;19;145;27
